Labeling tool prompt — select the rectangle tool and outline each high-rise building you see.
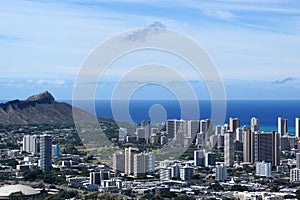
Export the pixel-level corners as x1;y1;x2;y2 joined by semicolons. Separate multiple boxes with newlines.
171;163;180;179
180;165;194;180
251;117;259;127
200;119;213;143
150;128;159;145
134;153;147;176
217;134;224;150
40;134;52;172
125;147;138;175
215;125;222;135
290;168;300;182
160;135;168;145
278;117;288;136
141;120;150;143
296;118;300;138
187;120;200;140
254;131;280;166
205;152;216;167
200;120;207;133
136;128;146;143
175;119;186;145
113;152;125;172
22;135;38;154
251;117;260;132
229;117;240;133
216;164;227;181
281;136;291;151
118;128;127;143
51;144;60;158
296;153;300;169
150;133;158;145
89;170;110;185
209;135;218;149
194;149;205;167
243;130;255;163
196;132;205;146
224;131;234;166
160;167;172;181
133;152;155;176
151;128;159;134
166;119;186;141
166;119;176;139
90;172;101;185
256;161;272;177
235;128;243;142
146;152;155;173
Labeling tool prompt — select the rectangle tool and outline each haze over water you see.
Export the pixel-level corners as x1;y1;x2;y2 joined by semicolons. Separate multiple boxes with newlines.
70;99;300;134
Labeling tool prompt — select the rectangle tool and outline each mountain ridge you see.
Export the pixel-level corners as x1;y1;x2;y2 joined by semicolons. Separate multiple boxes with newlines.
0;91;81;125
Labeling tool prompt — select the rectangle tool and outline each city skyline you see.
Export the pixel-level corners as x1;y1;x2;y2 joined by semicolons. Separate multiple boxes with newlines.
1;0;300;100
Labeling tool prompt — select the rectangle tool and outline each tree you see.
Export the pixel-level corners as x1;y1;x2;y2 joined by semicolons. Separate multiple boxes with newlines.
0;172;8;181
284;194;297;199
296;189;300;199
23;169;43;181
208;182;224;191
160;190;178;198
175;195;195;200
9;191;24;200
230;185;249;192
0;159;18;168
141;193;163;200
49;190;78;200
136;173;147;179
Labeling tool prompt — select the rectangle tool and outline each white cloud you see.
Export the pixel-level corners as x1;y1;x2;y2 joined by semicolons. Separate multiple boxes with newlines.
200;9;235;20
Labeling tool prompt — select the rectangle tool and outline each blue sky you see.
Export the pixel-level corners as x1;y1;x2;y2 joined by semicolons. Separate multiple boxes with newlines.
1;0;300;100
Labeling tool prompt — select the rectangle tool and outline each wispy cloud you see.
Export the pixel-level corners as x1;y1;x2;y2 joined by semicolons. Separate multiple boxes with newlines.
124;21;166;42
200;9;235;20
273;77;297;84
29;79;67;86
147;21;166;28
0;33;20;41
0;79;69;87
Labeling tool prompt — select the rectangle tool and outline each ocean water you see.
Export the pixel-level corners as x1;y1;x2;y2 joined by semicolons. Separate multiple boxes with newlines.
72;100;300;134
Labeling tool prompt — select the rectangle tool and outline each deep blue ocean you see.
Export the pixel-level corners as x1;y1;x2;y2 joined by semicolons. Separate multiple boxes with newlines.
69;100;300;134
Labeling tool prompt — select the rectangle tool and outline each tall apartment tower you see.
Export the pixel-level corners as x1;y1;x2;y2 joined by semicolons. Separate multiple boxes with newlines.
147;152;155;172
224;131;235;166
254;131;280;166
113;152;125;172
166;120;185;138
89;170;110;185
243;129;255;163
194;149;206;167
200;119;213;143
216;164;227;181
40;134;52;172
22;135;38;154
118;128;127;143
134;153;148;176
125;147;138;175
229;117;240;132
278;117;288;136
166;119;186;145
166;119;176;139
52;144;60;158
141;120;150;143
133;152;155;176
136;128;146;142
251;117;260;132
229;117;240;133
296;118;300;138
187;120;200;140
